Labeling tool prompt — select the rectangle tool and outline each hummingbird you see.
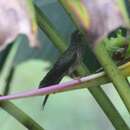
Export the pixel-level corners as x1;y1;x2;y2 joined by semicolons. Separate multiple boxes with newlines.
38;30;85;109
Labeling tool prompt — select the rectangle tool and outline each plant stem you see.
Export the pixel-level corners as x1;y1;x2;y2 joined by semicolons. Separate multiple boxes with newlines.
1;62;130;100
0;21;45;130
0;44;13;73
34;4;129;130
3;67;15;95
94;41;130;113
0;100;44;130
34;4;67;53
88;87;129;130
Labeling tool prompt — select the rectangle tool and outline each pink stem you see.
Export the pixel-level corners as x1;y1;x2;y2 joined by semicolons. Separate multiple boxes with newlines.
0;72;103;101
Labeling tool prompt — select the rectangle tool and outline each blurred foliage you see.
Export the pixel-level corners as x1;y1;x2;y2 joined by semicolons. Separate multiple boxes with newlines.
0;1;130;130
0;0;38;50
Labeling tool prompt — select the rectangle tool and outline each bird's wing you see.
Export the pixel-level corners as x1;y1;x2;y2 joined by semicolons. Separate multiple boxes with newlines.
39;48;77;88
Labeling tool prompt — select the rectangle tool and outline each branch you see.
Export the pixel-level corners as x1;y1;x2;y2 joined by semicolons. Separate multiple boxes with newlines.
0;100;44;130
0;62;130;101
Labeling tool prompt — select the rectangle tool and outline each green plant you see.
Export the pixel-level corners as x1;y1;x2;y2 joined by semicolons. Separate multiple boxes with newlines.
0;1;130;130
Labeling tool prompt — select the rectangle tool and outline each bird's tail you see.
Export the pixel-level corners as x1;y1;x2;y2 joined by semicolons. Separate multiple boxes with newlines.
42;95;49;109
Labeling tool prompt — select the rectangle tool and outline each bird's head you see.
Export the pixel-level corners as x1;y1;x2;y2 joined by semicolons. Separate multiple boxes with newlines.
71;30;83;43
